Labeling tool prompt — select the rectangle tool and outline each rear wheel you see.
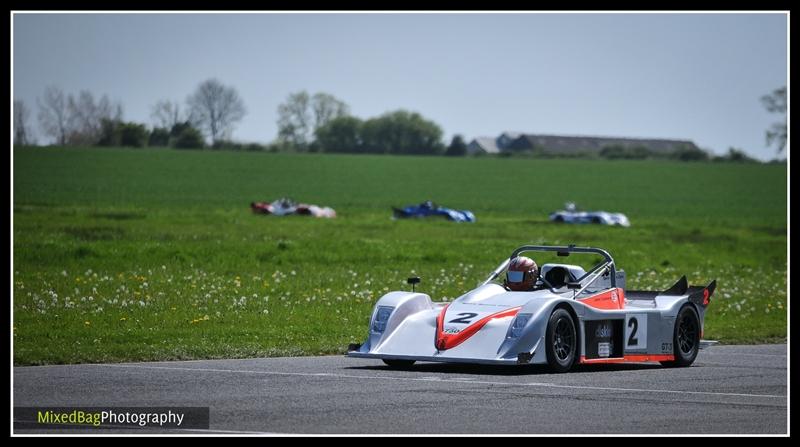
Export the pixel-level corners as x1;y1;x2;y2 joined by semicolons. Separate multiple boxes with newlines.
382;359;416;368
545;308;577;373
660;305;700;367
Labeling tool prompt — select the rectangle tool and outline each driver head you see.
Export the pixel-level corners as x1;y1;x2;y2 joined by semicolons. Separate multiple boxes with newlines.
505;256;538;291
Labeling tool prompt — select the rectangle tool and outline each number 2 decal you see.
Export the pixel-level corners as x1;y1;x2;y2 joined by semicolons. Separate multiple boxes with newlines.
627;318;639;346
449;313;478;324
625;314;647;349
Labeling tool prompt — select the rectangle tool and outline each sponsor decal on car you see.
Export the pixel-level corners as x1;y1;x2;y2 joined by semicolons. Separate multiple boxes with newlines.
595;324;613;338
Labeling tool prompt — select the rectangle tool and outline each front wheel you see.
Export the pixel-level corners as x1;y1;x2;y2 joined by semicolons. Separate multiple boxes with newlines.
545;308;577;373
660;304;700;367
382;359;416;368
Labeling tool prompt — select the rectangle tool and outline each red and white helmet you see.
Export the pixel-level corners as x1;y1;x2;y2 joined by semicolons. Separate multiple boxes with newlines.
505;256;538;291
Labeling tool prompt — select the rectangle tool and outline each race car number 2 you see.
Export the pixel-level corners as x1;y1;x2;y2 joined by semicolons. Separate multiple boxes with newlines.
448;313;478;324
625;314;647;349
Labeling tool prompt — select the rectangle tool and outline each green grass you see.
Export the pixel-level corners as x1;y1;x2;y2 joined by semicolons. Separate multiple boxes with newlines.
13;147;787;365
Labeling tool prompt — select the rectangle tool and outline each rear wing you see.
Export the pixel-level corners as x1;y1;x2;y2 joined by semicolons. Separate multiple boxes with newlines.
688;279;717;308
629;275;717;308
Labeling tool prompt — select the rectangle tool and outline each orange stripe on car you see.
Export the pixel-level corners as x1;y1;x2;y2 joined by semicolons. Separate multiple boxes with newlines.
436;306;521;351
579;354;674;364
579;287;625;310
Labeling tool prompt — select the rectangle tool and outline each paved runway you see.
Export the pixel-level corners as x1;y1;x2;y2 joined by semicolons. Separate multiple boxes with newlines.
13;344;787;434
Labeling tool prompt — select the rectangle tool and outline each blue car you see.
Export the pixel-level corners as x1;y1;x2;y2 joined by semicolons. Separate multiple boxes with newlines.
392;201;476;223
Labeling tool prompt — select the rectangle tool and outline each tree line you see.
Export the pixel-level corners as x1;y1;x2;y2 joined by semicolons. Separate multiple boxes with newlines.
13;81;786;159
13;80;461;155
14;79;245;150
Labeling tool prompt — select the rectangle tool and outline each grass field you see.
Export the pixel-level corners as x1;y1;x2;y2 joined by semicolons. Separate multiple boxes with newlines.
12;147;788;365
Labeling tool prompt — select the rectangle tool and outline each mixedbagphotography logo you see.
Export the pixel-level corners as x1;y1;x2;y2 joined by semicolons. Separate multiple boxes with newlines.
14;407;210;430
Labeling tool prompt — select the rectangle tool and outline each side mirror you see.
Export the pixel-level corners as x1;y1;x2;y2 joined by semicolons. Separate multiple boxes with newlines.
557;251;570;257
566;282;581;290
407;277;421;292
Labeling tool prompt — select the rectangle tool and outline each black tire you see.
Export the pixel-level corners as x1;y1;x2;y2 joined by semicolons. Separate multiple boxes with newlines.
382;359;416;368
545;308;577;373
591;216;603;224
553;215;565;223
660;304;700;367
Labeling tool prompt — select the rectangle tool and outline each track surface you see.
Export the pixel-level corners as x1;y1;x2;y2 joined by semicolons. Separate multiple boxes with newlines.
13;344;787;434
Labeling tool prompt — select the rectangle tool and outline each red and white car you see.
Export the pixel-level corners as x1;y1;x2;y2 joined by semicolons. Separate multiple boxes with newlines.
251;197;336;218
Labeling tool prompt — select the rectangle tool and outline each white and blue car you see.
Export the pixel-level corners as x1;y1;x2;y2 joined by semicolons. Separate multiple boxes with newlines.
549;202;630;227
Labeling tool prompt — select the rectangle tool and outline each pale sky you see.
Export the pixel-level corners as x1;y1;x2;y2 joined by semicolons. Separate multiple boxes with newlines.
12;12;788;160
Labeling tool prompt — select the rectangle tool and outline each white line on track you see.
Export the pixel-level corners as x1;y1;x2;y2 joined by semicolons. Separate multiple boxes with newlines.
98;363;786;400
702;352;787;358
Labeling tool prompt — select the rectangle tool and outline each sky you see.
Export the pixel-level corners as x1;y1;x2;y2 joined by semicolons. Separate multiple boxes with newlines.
12;12;788;160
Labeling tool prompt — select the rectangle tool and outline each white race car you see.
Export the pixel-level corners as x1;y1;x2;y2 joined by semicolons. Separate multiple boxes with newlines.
348;244;716;372
250;197;336;218
549;202;630;227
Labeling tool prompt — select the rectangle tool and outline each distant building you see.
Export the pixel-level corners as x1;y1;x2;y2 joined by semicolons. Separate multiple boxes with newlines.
466;137;501;155
506;133;699;156
496;132;521;150
466;132;524;155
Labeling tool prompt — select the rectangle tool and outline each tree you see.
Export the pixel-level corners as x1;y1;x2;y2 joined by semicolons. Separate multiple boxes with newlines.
96;119;120;147
165;121;204;149
96;119;149;148
312;92;349;132
445;134;467;156
14;100;35;146
277;91;311;149
361;110;445;155
761;86;786;154
173;126;205;149
66;90;122;146
277;91;349;149
715;147;759;163
148;127;170;147
37;86;70;145
670;144;710;161
186;79;246;145
118;122;149;147
151;99;185;130
314;116;363;153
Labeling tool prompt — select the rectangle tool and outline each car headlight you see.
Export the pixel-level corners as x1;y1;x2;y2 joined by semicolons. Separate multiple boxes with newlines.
371;306;394;334
508;313;532;339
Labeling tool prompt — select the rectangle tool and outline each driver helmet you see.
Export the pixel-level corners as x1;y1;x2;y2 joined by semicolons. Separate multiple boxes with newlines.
505;256;538;291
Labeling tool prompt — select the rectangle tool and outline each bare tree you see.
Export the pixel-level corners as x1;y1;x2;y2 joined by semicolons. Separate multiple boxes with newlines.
761;86;787;154
312;92;349;133
37;85;69;145
277;91;349;149
277;91;311;147
66;90;122;145
14;100;35;146
186;79;246;144
151;99;184;130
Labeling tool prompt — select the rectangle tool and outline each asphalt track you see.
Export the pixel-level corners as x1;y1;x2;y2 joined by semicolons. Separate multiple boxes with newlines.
14;344;787;435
